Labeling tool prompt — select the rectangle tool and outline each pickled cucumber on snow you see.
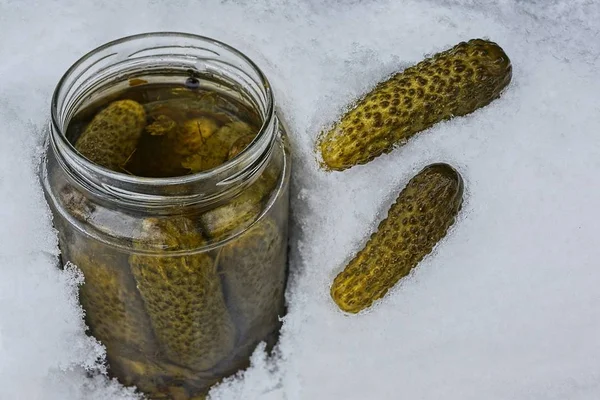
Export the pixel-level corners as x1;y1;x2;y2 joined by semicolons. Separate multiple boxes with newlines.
330;163;464;313
318;39;512;171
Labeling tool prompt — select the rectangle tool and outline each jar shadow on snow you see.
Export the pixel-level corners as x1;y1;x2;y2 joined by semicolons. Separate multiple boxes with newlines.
40;33;291;400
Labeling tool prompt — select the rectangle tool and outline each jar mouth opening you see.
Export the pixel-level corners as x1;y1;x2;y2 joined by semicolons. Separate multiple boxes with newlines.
50;31;275;187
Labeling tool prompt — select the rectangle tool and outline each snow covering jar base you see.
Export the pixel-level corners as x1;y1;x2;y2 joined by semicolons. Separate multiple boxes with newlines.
41;33;291;400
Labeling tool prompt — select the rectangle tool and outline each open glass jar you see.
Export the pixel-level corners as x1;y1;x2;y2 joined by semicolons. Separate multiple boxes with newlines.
41;33;291;399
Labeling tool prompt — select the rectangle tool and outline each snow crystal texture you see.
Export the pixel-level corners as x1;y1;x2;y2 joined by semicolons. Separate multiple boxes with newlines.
0;0;599;399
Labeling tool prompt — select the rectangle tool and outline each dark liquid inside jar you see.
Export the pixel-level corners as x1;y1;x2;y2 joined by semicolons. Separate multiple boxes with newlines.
67;77;263;178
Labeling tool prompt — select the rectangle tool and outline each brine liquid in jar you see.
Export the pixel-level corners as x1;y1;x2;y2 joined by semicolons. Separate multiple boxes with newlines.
67;74;263;177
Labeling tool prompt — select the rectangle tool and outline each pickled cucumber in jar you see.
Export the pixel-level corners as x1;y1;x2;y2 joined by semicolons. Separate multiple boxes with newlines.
129;216;236;371
219;217;287;343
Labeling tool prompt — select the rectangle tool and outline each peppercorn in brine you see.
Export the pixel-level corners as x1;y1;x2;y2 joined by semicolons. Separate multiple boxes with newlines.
67;77;262;177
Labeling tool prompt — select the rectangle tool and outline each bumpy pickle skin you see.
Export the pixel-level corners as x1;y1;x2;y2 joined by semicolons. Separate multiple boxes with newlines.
175;117;219;156
200;165;278;242
219;218;286;341
182;121;254;173
129;217;236;371
330;163;464;313
74;99;146;171
318;39;512;171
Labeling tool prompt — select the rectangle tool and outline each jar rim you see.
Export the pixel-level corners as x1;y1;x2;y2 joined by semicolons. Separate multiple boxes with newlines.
50;31;275;187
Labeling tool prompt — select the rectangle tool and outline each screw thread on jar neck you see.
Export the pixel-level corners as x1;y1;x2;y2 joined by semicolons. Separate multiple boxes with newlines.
49;32;276;209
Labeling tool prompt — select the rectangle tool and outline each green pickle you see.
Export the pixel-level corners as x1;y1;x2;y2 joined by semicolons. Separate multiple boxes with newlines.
318;39;512;171
74;99;146;171
200;164;279;241
181;121;254;173
198;125;278;241
129;216;236;371
219;218;287;341
330;163;464;313
59;188;155;357
175;117;219;156
57;191;206;397
68;243;157;355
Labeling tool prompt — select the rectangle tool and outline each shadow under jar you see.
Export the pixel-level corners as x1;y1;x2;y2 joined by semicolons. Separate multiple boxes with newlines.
41;33;291;400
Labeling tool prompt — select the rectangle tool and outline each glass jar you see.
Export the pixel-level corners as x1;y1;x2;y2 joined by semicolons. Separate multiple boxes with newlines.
41;32;291;399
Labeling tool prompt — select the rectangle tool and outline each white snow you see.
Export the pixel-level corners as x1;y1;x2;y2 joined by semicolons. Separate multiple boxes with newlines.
1;0;600;399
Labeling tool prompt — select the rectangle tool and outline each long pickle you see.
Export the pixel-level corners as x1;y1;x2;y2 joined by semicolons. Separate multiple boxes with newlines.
318;39;512;171
219;218;286;341
129;217;236;371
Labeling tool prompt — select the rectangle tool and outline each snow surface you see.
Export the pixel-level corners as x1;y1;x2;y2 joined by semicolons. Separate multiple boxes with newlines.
1;0;600;399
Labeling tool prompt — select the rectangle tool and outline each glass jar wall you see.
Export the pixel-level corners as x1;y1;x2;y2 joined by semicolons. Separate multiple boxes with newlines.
41;32;291;400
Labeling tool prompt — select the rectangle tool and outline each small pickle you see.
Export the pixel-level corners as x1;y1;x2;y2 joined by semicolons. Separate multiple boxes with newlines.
182;121;254;173
129;217;236;371
74;99;146;171
219;218;286;341
67;243;157;356
174;117;219;156
330;163;464;313
318;39;512;171
200;165;278;241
